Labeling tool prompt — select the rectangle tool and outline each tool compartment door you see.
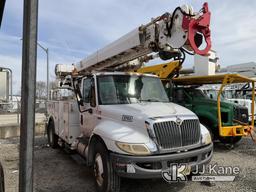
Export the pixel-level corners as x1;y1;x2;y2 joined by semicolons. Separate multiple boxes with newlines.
67;101;80;144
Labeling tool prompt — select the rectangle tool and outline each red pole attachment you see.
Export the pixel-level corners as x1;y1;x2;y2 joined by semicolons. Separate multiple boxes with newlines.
182;2;211;55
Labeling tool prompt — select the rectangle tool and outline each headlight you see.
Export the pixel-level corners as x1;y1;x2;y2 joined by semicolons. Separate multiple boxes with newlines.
116;142;151;155
201;132;212;145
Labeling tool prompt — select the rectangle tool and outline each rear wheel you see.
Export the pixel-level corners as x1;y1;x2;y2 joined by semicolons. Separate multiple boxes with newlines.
0;163;4;192
47;120;58;148
93;141;120;192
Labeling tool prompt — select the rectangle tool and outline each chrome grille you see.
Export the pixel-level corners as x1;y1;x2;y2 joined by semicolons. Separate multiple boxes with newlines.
153;119;200;149
233;106;248;123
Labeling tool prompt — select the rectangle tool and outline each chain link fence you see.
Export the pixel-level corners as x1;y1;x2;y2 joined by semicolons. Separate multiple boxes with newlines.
0;99;47;192
0;98;47;139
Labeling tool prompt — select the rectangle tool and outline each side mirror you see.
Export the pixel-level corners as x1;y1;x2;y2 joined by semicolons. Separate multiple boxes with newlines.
83;107;93;114
90;98;96;108
74;83;84;106
89;80;96;107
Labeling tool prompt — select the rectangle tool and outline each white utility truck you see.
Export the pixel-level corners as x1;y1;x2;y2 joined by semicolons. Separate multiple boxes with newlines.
47;3;213;192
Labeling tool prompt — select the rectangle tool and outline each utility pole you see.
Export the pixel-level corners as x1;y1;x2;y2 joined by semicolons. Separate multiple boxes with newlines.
37;42;49;100
20;40;50;101
19;0;38;192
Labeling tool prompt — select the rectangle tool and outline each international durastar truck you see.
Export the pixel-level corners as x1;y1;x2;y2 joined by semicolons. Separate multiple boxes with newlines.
47;3;213;192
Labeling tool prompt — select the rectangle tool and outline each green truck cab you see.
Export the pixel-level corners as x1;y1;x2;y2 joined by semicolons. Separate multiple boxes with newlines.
167;86;249;144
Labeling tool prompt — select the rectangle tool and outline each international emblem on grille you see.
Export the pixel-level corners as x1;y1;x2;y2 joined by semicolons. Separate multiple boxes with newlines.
176;117;182;126
153;119;201;149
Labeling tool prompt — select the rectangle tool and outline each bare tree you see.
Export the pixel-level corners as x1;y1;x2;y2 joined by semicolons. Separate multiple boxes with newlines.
36;81;46;99
49;80;58;90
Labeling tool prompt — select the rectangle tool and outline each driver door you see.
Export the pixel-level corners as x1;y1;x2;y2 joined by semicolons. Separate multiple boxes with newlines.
80;77;97;137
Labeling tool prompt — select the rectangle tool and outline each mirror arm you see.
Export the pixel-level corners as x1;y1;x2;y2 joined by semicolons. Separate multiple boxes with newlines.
85;108;93;114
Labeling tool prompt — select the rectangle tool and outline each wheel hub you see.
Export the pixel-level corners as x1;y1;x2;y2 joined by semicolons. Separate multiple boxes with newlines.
94;153;104;186
49;126;53;144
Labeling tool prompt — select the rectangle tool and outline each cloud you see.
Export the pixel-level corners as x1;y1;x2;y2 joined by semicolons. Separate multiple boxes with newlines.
0;52;81;94
1;0;256;94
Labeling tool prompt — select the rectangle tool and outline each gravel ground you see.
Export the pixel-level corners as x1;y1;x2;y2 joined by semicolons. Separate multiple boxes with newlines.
0;136;256;192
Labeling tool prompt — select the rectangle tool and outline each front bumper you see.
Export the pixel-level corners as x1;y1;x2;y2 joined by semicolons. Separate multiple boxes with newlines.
110;143;213;179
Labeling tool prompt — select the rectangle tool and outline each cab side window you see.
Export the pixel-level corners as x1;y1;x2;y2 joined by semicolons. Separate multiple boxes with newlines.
89;85;96;107
83;78;91;103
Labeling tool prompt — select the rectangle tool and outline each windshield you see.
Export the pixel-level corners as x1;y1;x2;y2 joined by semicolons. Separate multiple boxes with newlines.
97;75;169;105
185;88;208;98
203;90;225;100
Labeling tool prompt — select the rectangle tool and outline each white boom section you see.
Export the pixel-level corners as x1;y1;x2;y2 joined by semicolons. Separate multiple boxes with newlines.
76;3;211;73
77;28;148;72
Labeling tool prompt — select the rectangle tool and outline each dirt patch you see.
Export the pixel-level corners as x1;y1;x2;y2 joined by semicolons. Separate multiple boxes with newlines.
0;136;256;192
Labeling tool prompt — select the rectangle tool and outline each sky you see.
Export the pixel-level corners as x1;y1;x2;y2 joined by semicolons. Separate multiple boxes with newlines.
0;0;256;94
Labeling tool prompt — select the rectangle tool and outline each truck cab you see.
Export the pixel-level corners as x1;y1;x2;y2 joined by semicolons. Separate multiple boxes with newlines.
170;86;248;144
47;72;213;192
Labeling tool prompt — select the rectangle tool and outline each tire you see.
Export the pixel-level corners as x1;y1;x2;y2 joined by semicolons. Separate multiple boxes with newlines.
0;163;4;192
219;136;242;145
47;120;58;148
93;141;120;192
200;119;214;141
202;123;214;140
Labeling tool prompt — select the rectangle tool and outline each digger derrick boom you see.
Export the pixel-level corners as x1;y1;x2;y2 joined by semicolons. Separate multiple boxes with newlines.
76;2;211;74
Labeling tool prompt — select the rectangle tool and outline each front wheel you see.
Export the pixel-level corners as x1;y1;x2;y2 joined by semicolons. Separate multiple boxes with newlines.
201;122;214;141
93;142;120;192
